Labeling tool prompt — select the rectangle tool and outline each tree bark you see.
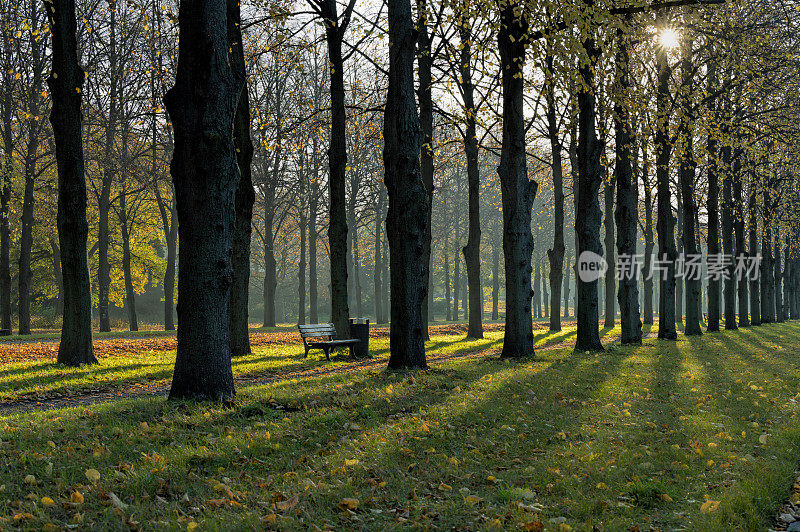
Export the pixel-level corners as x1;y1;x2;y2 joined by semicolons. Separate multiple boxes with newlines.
498;0;537;358
545;47;564;332
732;151;748;326
748;177;760;325
642;138;654;325
678;38;701;336
165;0;239;401
575;17;603;352
97;0;118;333
417;0;434;340
721;142;737;329
705;62;720;332
655;31;677;340
384;0;428;368
0;18;12;332
46;0;96;365
229;0;255;356
318;0;352;338
613;22;642;344
374;188;384;323
457;13;483;339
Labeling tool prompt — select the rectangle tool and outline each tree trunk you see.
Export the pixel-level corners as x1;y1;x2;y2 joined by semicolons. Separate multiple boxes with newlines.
321;0;351;339
164;0;239;400
678;38;701;336
453;248;460;321
497;2;537;358
49;235;64;317
761;187;774;324
545;49;564;332
604;172;616;329
298;198;307;325
748;179;760;325
309;176;319;323
119;182;138;331
374;189;384;323
18;158;35;334
384;0;428;369
575;19;603;352
458;15;483;339
229;0;255;355
721;142;737;329
97;0;118;333
417;0;434;340
642;139;654;325
47;0;96;365
0;25;12;332
775;235;784;322
655;31;677;340
492;233;500;320
733;151;748;326
444;244;451;321
706;62;720;332
613;22;642;344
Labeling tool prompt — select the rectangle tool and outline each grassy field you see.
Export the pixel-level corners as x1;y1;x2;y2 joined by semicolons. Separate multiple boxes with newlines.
1;323;799;530
0;324;570;404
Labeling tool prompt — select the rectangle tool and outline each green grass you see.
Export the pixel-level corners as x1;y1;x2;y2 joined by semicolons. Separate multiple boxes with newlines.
0;326;583;404
1;323;800;530
0;325;298;344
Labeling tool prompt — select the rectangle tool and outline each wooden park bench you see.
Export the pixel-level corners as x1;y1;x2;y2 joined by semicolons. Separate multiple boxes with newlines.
298;323;360;361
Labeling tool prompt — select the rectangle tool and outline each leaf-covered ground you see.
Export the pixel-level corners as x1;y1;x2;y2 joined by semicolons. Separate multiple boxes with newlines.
1;322;800;530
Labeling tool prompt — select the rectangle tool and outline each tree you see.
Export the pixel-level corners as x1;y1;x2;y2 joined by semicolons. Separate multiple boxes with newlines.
613;16;642;345
384;0;429;369
229;0;255;357
46;0;96;366
497;0;537;358
165;0;239;401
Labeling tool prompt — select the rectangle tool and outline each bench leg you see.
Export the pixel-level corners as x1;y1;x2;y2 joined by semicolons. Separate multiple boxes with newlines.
324;347;330;361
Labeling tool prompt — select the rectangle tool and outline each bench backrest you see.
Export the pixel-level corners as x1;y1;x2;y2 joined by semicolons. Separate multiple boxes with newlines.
298;323;336;340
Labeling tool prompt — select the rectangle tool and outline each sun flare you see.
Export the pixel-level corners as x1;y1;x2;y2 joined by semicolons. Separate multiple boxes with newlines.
659;28;680;49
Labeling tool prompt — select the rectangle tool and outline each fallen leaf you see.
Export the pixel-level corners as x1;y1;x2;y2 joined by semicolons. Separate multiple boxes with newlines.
338;498;359;511
85;469;101;482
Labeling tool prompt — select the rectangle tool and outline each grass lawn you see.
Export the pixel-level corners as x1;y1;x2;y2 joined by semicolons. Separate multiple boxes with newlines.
0;325;575;404
1;323;800;530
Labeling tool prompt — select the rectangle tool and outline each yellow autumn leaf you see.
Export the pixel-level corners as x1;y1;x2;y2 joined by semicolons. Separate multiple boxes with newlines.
70;491;84;504
85;469;101;482
700;500;720;513
338;498;359;511
41;496;55;507
464;494;483;506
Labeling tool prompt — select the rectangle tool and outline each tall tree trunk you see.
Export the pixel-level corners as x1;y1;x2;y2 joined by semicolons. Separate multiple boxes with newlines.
642;140;654;325
748;178;760;325
564;249;571;319
119;183;138;331
47;0;96;365
165;0;239;400
492;232;500;320
775;235;784;322
119;126;138;332
374;189;384;323
575;17;603;351
453;248;460;321
545;48;564;332
733;151;748;326
721;143;737;329
498;0;537;358
604;173;616;328
761;187;774;324
705;62;720;332
309;176;319;323
613;21;641;344
655;26;677;340
384;0;428;368
444;242;451;321
18;157;36;334
417;0;434;340
229;0;255;355
97;0;118;333
0;21;12;332
678;38;701;336
457;12;483;339
319;0;351;338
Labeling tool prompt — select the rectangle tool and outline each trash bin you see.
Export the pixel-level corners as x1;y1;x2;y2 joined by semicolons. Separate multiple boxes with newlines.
349;318;370;358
